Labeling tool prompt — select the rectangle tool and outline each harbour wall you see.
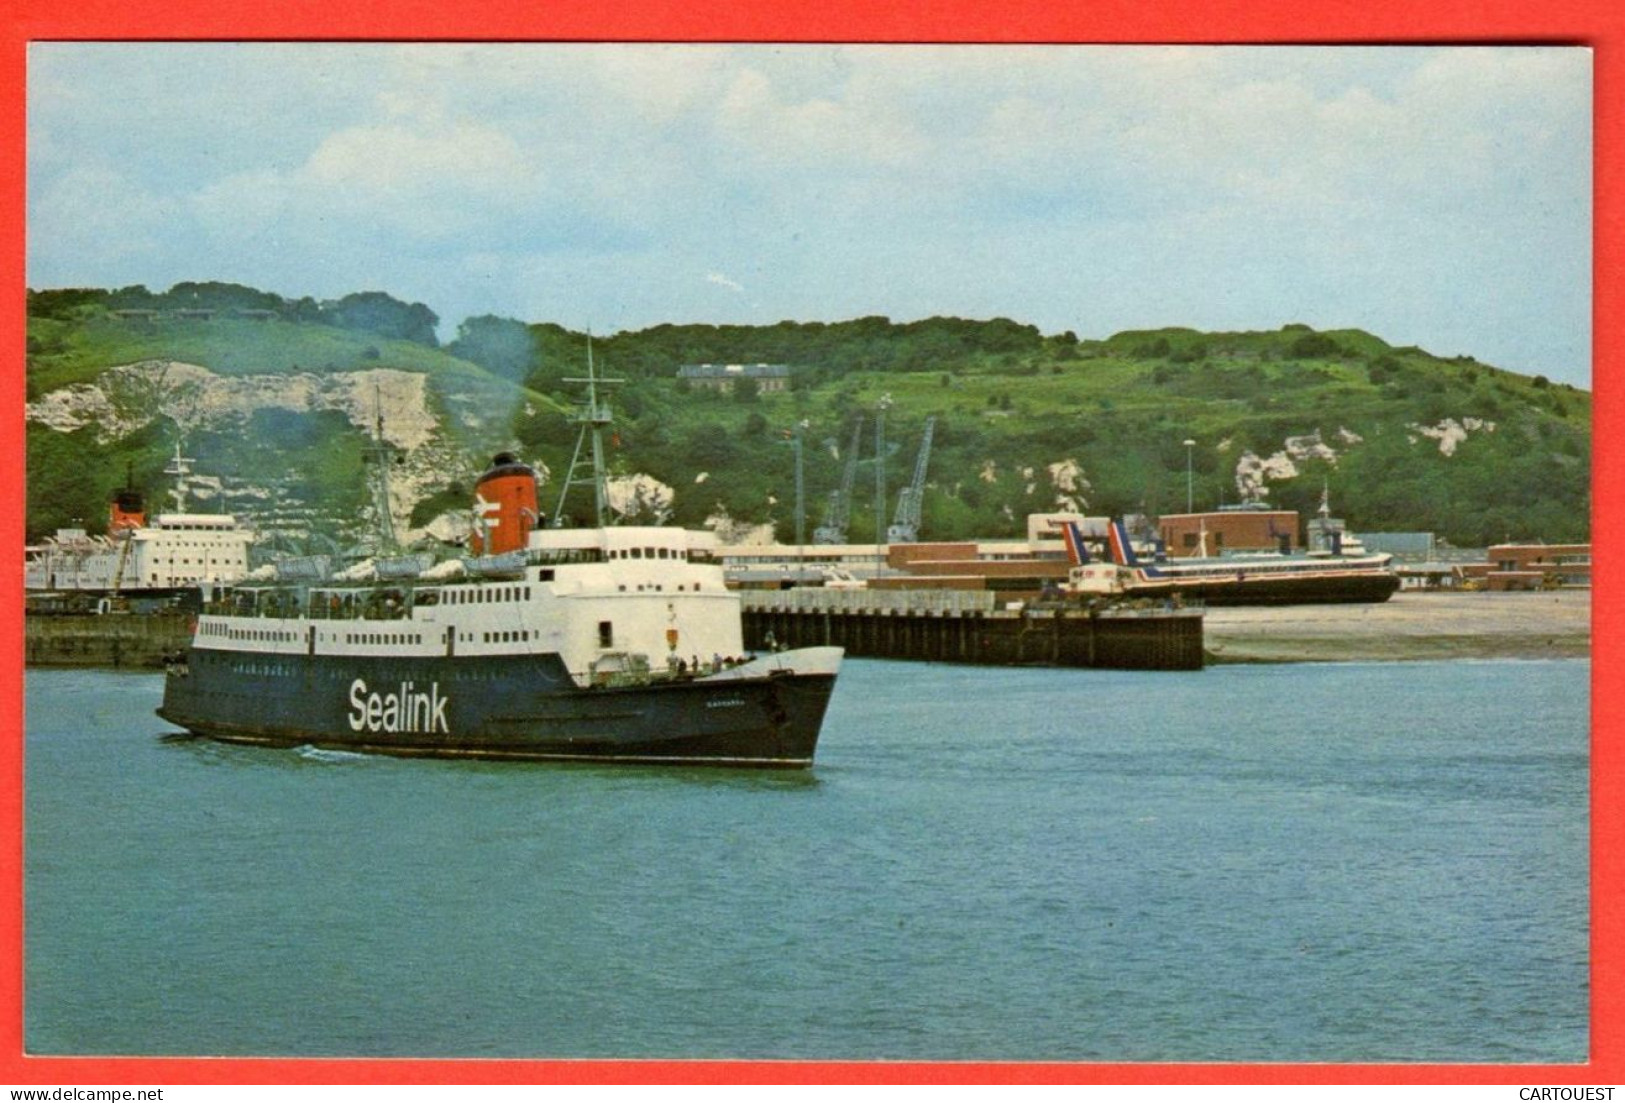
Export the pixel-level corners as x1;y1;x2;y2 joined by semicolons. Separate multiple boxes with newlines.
24;594;1206;672
25;612;191;669
741;589;1204;671
22;592;1583;671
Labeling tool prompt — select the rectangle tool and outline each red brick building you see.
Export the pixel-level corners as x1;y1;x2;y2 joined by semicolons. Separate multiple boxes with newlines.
1459;543;1591;590
879;542;1068;596
1155;509;1299;557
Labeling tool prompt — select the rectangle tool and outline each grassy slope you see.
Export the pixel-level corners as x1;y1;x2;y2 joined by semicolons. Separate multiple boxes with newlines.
28;312;491;390
25;311;569;540
25;311;1591;546
561;327;1589;544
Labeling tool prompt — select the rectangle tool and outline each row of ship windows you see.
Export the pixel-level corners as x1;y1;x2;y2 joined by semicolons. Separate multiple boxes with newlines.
215;660;532;682
337;630;537;645
443;586;533;604
205;625;298;643
346;633;424;646
609;547;686;561
148;540;242;549
211;630;541;647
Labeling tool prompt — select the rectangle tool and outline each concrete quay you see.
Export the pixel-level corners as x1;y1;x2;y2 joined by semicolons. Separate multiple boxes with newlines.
1202;589;1590;664
21;590;1589;671
24;611;191;669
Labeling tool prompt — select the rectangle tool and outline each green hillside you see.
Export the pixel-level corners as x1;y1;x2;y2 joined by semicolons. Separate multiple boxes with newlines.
25;286;1591;548
514;318;1589;546
25;286;564;540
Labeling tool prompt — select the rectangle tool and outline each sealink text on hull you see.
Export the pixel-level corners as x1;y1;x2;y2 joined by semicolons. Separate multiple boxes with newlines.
161;644;840;766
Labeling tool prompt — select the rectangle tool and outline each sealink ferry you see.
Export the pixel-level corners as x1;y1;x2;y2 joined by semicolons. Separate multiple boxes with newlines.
1060;518;1400;605
158;368;842;767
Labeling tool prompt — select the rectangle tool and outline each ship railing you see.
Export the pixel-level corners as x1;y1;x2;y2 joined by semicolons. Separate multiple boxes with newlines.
203;584;422;621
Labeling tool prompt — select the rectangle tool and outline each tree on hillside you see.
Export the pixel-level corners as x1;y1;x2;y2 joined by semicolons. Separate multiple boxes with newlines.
448;315;538;382
522;323;595;393
896;327;966;372
26;426;108;537
323;291;440;347
1288;332;1342;359
164;281;287;313
27;287;113;319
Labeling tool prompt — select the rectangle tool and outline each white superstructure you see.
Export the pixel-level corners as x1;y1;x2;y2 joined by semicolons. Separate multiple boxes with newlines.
26;444;255;596
25;513;255;594
187;522;799;689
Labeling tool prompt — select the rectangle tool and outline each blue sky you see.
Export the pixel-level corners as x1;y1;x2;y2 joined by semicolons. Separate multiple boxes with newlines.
27;43;1593;387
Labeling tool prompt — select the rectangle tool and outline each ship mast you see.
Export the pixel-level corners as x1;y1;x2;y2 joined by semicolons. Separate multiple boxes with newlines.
361;383;399;555
163;442;195;513
554;335;623;528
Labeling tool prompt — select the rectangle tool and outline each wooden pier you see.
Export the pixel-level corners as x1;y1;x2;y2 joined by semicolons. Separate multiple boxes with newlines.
741;589;1203;671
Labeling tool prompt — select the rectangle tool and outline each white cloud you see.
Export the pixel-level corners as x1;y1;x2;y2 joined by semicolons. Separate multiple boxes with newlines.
715;63;929;172
29;165;176;275
306;123;539;201
24;43;1593;386
191;170;291;244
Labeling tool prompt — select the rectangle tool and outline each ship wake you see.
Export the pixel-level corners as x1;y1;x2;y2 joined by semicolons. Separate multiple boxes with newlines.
295;744;372;764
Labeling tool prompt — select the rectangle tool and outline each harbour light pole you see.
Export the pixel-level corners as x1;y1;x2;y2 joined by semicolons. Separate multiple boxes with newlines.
780;420;807;550
1183;439;1196;513
875;395;891;575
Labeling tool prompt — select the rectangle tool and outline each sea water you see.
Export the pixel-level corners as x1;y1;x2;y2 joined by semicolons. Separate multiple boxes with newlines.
24;659;1589;1062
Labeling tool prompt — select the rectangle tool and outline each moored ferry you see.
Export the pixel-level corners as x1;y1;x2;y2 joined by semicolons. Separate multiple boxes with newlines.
1061;518;1401;605
158;366;843;767
25;447;253;605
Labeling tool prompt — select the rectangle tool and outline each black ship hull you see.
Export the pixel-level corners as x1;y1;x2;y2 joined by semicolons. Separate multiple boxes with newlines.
158;647;839;768
1126;569;1401;606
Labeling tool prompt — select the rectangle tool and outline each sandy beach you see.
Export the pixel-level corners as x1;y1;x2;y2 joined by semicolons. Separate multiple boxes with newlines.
1202;589;1591;663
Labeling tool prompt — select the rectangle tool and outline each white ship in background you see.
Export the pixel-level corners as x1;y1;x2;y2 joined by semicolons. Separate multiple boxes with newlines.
25;445;254;605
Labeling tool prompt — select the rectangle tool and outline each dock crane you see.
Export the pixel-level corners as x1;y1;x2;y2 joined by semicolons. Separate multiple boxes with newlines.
813;416;864;544
887;415;937;544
